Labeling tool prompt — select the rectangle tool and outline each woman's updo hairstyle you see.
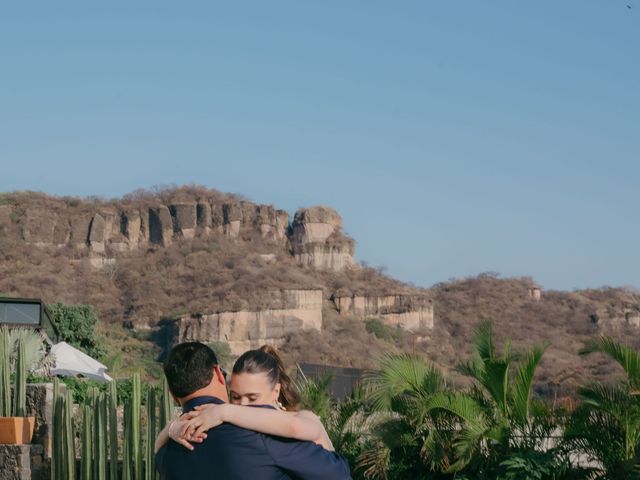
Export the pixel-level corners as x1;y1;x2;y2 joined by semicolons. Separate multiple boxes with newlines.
232;345;301;411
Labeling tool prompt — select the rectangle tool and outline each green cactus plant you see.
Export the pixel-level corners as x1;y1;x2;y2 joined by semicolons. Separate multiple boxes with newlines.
123;373;142;480
108;380;119;480
131;372;142;479
51;378;61;480
160;376;174;429
0;326;10;417
123;402;131;480
65;389;76;480
12;336;26;416
81;402;93;480
145;387;157;480
94;392;108;480
52;379;76;480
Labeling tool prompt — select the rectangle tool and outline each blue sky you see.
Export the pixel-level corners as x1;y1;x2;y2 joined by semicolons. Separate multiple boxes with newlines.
1;1;638;291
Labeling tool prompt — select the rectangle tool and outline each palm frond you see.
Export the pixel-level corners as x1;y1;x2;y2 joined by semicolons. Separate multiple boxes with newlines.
8;327;48;371
426;392;488;434
580;337;640;387
365;354;445;411
357;441;391;480
510;343;548;423
473;320;496;361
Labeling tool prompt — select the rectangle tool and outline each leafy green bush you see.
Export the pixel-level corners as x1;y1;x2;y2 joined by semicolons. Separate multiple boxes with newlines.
48;303;106;360
29;374;157;405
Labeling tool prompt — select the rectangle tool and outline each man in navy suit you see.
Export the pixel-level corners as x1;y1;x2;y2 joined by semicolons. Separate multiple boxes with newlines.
156;342;352;480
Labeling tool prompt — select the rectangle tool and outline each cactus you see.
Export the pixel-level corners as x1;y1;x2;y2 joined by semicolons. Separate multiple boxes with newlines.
65;389;76;480
81;402;93;480
160;377;174;428
123;402;131;480
93;392;108;480
145;387;157;480
123;373;142;479
0;326;10;417
108;380;119;480
131;373;142;479
51;378;61;480
12;336;26;416
53;382;76;480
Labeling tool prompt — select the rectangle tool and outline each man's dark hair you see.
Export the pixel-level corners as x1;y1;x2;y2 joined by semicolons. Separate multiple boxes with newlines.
164;342;218;398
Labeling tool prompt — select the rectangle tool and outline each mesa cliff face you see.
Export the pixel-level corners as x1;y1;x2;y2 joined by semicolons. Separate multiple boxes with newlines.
11;194;358;274
173;289;324;355
0;187;434;356
333;294;434;331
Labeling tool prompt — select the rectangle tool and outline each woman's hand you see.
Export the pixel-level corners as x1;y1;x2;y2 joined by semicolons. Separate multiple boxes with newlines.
182;403;228;439
167;415;208;451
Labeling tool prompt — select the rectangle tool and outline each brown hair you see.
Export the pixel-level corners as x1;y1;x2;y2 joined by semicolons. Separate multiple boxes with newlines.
232;345;301;411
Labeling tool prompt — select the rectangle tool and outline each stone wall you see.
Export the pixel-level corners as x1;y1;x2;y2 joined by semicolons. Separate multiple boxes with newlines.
0;384;55;480
174;289;323;355
0;445;32;480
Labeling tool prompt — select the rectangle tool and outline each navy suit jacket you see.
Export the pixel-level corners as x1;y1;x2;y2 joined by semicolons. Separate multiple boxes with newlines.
156;396;352;480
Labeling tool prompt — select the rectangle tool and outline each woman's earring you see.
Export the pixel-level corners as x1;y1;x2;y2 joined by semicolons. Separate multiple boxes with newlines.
277;400;285;411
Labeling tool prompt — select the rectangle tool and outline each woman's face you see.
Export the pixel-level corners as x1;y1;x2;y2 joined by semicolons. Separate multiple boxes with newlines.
230;372;280;407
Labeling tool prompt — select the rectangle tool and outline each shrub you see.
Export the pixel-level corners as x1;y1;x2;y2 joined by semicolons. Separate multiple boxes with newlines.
47;303;106;360
365;317;401;342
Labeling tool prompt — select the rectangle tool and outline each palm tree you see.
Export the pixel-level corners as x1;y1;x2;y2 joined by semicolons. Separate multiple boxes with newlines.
563;336;640;479
356;353;453;479
424;321;568;477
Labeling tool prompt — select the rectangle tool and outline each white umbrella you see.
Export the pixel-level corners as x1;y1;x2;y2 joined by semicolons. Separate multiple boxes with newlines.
49;341;113;383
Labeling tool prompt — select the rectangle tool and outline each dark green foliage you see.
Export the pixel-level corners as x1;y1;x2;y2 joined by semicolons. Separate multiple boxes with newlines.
48;302;106;359
561;336;640;479
298;374;333;421
47;375;155;405
365;317;402;342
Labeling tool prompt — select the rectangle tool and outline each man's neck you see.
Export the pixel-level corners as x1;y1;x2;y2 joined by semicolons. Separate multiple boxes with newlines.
179;386;228;406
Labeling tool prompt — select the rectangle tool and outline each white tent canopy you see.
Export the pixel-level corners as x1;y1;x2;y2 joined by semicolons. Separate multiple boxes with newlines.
50;341;113;383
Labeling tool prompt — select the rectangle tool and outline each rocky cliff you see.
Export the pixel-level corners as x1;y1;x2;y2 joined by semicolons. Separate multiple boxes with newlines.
173;289;323;355
4;191;355;273
333;294;434;330
289;207;355;271
0;187;432;357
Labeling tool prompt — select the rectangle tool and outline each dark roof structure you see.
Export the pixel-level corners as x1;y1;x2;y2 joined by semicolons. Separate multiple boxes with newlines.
0;297;60;344
296;362;368;400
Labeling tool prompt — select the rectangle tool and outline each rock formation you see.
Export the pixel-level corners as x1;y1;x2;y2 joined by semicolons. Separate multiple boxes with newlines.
1;188;435;355
289;206;355;271
8;194;359;272
333;294;434;331
173;289;323;355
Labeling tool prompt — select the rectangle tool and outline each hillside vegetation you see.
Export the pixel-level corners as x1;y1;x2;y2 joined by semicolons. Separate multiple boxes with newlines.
1;187;638;396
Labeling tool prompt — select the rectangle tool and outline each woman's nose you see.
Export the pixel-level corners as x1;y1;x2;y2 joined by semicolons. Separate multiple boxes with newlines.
240;397;250;406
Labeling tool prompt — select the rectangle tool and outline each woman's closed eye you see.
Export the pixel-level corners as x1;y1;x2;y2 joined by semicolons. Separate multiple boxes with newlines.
231;393;259;403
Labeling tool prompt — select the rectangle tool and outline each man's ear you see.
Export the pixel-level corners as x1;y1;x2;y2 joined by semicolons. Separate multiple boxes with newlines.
213;365;226;385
